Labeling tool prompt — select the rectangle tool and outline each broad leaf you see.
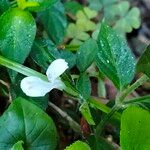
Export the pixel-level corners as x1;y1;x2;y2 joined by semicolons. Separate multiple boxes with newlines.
26;0;58;12
38;1;67;44
121;105;150;150
0;8;36;81
65;140;91;150
30;39;58;70
137;45;150;78
60;50;76;69
96;23;135;89
0;97;58;150
77;39;98;72
0;0;10;14
76;73;91;100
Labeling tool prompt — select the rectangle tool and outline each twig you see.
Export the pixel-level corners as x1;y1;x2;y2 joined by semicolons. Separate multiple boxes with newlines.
48;102;81;134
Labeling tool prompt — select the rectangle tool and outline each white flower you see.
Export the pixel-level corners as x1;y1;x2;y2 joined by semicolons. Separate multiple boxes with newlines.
20;59;69;97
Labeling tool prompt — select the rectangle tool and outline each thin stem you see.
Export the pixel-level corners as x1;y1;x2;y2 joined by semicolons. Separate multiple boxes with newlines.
124;95;150;105
0;55;47;81
96;105;120;137
89;98;121;120
117;75;149;104
95;75;149;137
65;45;80;51
98;77;106;98
48;102;81;134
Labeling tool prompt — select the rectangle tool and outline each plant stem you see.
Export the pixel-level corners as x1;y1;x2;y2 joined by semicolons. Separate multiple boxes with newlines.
124;95;150;105
65;45;80;51
0;55;47;81
116;75;149;104
96;105;120;137
96;75;149;137
48;102;81;134
89;98;121;121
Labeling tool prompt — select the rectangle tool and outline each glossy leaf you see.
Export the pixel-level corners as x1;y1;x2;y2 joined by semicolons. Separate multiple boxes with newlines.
38;1;67;44
26;0;58;12
76;73;91;100
77;39;98;72
65;140;91;150
30;39;58;70
121;105;150;150
96;23;135;89
0;8;36;81
0;97;58;150
137;45;150;78
60;50;76;69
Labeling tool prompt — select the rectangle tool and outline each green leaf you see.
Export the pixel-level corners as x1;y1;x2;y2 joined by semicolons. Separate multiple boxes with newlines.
121;105;150;150
83;7;97;19
64;1;82;15
80;102;95;125
30;39;58;70
0;0;10;14
76;8;97;32
26;0;58;12
38;1;67;44
0;97;58;149
88;135;114;150
96;23;135;89
0;8;36;81
77;39;98;72
137;45;150;78
88;0;102;11
114;7;141;33
88;0;117;11
65;140;91;150
66;23;90;45
76;73;91;100
60;50;76;69
11;141;24;150
104;1;130;20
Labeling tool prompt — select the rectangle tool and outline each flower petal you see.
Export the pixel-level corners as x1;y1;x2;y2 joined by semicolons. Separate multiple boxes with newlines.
46;59;69;82
51;78;65;91
20;76;53;97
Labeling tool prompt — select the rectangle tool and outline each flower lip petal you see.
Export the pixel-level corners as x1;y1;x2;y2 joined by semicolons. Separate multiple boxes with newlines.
51;78;65;91
46;59;69;82
20;76;53;97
